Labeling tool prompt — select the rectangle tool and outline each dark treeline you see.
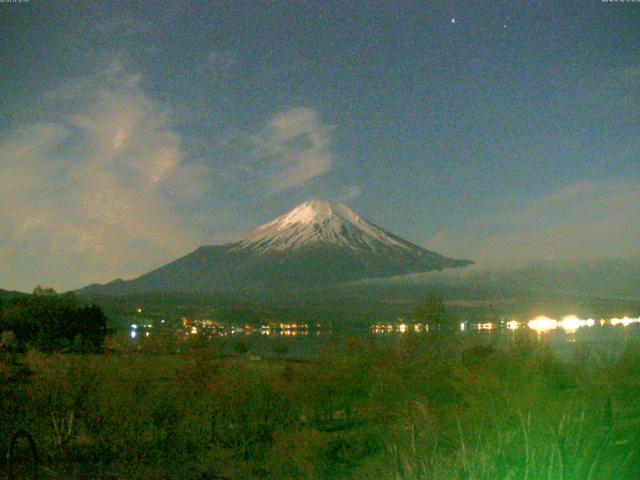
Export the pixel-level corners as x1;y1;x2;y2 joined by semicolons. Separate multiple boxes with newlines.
0;287;107;353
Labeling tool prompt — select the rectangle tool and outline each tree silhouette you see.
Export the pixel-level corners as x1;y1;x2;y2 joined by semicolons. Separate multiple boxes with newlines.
0;291;107;352
412;295;454;328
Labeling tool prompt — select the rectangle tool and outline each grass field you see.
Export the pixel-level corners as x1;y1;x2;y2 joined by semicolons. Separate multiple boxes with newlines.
2;330;640;479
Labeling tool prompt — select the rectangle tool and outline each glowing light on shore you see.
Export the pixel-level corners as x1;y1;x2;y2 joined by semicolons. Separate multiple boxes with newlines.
130;330;136;339
611;317;640;327
477;323;494;330
526;315;601;333
559;315;582;333
506;321;520;330
527;316;557;333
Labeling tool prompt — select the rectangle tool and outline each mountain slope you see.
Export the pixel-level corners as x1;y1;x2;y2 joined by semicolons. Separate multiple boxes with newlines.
78;200;472;295
0;288;27;299
234;200;415;252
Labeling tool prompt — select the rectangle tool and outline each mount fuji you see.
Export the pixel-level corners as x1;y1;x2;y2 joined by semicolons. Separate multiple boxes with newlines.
78;200;472;295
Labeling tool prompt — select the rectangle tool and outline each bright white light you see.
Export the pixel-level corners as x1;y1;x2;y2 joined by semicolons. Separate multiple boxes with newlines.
398;324;407;333
506;321;520;330
460;322;465;331
527;316;557;333
130;330;137;339
137;308;142;313
559;315;581;332
611;316;640;327
131;324;138;329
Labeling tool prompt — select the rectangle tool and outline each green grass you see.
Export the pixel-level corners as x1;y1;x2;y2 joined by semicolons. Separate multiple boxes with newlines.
1;332;639;479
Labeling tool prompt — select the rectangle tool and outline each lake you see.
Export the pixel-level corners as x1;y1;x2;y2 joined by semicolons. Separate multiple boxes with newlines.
129;315;640;359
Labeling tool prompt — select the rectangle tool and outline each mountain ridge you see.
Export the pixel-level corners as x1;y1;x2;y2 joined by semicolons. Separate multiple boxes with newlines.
77;200;472;295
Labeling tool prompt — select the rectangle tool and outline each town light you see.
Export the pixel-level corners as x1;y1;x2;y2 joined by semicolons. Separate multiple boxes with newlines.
527;316;557;333
559;315;581;332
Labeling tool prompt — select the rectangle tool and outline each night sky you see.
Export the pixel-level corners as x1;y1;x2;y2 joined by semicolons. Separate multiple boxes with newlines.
1;1;639;291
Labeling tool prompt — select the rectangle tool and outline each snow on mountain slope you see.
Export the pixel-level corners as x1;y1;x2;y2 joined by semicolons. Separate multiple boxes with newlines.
233;200;415;252
76;200;472;294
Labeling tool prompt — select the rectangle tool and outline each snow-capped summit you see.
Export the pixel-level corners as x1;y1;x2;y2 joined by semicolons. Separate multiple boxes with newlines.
78;200;472;294
233;200;412;252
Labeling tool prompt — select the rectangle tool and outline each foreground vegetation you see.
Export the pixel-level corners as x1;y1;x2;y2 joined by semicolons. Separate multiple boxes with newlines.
1;329;639;479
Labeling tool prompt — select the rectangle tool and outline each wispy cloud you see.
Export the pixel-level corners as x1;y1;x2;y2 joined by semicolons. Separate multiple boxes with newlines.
0;57;342;291
0;60;207;291
253;107;336;193
425;180;640;263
